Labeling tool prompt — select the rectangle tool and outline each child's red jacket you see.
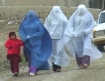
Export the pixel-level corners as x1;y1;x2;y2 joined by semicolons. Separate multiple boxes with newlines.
5;38;23;55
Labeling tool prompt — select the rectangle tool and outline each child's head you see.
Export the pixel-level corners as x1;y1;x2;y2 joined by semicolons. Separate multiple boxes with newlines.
9;32;16;39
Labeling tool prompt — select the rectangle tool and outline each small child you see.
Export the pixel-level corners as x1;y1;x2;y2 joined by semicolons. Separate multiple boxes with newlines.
5;32;24;76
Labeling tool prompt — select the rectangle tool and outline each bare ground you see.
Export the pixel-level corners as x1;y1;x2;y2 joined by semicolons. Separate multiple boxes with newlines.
0;53;105;81
0;25;105;81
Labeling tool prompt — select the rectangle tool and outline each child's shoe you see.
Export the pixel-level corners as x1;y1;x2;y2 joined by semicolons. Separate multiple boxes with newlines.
13;72;18;77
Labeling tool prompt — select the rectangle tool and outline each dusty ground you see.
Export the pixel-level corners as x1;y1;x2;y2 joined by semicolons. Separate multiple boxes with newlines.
0;25;105;81
0;54;105;81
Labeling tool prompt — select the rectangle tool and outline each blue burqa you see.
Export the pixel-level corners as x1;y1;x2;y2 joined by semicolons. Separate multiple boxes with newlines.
19;10;52;70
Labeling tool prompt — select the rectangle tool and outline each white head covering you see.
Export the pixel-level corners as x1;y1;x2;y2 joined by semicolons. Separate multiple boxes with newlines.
62;4;102;60
44;6;68;39
77;4;86;16
44;6;70;67
65;4;95;38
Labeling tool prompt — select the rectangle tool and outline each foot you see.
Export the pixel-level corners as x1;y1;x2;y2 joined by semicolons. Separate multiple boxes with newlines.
29;72;35;76
79;64;88;69
79;65;85;69
54;69;61;72
83;64;88;68
57;69;61;72
13;72;18;77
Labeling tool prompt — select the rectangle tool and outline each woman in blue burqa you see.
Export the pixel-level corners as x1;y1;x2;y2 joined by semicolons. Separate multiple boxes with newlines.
19;10;52;75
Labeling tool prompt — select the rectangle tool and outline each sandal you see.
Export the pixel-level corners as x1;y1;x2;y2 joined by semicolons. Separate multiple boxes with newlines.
79;65;85;69
13;72;18;77
83;64;88;68
56;69;61;72
79;64;88;69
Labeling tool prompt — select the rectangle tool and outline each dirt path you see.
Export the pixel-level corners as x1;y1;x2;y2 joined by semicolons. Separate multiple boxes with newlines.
0;53;105;81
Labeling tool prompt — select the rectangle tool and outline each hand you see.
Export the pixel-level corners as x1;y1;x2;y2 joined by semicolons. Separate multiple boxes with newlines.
9;46;12;49
70;33;75;37
27;36;30;38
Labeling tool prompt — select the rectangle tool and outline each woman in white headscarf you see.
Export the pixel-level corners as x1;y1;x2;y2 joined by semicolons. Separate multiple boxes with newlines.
64;4;102;69
44;6;70;72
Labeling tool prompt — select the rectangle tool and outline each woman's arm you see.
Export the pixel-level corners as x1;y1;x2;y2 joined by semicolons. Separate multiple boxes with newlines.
32;24;44;38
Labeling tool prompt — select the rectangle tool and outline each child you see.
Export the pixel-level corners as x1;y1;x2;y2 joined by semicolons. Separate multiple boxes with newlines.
5;32;24;76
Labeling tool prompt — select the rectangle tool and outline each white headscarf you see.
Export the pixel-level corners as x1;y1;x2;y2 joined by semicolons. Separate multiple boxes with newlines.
45;6;70;67
44;6;68;39
65;4;95;38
